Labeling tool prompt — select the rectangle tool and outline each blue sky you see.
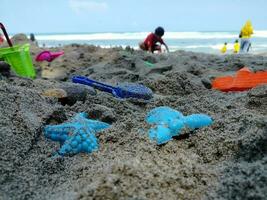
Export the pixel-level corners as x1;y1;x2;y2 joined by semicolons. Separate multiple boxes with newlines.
1;0;267;33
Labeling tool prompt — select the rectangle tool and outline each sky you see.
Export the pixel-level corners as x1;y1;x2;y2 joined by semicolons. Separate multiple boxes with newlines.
1;0;267;33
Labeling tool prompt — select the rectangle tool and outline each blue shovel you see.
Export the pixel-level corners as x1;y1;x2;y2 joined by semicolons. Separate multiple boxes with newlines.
72;76;153;100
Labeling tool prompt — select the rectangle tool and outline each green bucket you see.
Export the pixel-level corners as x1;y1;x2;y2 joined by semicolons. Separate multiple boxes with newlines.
0;44;35;78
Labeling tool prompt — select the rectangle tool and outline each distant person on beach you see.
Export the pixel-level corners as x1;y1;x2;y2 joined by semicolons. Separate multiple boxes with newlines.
239;20;253;53
139;27;169;53
30;33;38;46
0;33;4;45
30;33;36;42
233;40;240;53
221;42;227;54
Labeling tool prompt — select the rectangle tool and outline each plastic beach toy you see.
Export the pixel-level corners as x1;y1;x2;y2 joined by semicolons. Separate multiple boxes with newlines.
72;76;153;100
44;112;110;156
146;107;213;145
146;106;183;124
35;50;64;62
0;23;35;78
212;67;267;92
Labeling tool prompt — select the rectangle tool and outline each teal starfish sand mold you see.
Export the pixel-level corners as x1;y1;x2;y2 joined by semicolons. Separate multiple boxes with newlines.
44;112;110;155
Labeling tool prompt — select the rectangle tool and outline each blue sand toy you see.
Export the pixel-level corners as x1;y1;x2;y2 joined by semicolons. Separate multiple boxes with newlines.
146;107;213;145
72;76;153;100
146;106;183;124
183;114;213;129
149;124;173;145
44;112;110;155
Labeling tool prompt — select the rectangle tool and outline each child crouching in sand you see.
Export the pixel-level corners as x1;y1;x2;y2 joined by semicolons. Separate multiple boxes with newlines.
139;27;169;53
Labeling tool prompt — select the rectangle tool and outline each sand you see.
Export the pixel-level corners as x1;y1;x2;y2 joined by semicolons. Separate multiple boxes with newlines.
0;35;266;200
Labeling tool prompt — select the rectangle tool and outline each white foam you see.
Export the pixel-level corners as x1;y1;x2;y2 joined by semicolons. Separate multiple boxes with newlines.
35;30;267;41
254;30;267;38
256;44;267;48
36;32;149;41
165;32;237;39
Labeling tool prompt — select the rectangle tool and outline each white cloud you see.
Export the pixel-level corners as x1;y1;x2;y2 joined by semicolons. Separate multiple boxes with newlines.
69;0;108;14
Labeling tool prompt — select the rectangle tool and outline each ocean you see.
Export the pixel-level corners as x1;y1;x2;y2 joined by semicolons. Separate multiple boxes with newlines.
30;31;267;54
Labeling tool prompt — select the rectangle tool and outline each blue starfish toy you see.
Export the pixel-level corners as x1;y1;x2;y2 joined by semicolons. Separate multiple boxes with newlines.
44;112;110;155
146;107;213;145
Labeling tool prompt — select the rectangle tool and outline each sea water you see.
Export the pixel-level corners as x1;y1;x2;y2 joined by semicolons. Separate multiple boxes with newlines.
23;30;267;54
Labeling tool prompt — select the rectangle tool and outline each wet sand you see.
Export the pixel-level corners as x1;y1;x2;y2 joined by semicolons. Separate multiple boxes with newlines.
0;35;266;200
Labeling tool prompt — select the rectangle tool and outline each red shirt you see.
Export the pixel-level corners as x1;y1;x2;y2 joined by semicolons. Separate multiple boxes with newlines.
0;36;4;44
144;33;164;50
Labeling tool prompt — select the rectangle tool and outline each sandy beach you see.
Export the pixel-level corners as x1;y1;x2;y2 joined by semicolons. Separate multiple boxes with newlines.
0;34;266;200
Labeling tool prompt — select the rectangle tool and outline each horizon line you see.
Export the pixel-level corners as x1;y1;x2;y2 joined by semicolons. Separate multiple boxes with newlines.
9;29;267;35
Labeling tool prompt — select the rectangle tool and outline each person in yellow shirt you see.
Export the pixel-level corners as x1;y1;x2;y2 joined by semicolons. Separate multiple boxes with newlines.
240;20;253;53
221;42;227;54
233;40;240;53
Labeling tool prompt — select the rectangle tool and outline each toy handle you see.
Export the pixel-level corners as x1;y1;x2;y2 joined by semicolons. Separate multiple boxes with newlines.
72;76;117;94
50;51;64;57
0;22;13;47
